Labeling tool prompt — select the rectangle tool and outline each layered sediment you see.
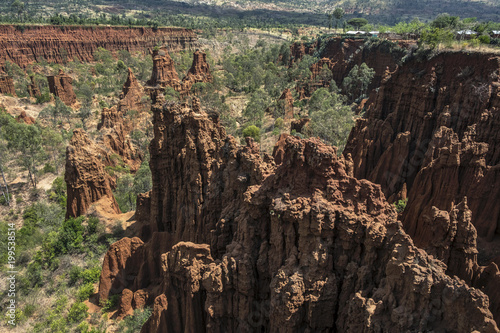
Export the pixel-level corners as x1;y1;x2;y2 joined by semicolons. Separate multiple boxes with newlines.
0;25;198;68
98;97;499;332
343;50;500;322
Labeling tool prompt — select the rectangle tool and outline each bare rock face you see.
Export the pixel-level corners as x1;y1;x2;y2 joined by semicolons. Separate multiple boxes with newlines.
16;111;35;125
343;50;500;322
65;129;120;218
278;88;294;119
27;75;41;98
118;68;146;113
47;69;76;106
99;99;498;332
0;71;16;96
0;25;197;68
291;117;310;134
98;237;144;301
147;47;181;89
181;50;213;93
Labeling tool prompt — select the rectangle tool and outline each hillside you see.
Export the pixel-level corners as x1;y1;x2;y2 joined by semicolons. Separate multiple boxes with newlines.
1;0;499;26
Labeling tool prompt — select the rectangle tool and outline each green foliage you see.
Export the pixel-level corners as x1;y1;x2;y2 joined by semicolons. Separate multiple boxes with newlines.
114;161;152;212
48;176;66;208
116;308;153;333
39;97;72;126
431;13;459;29
420;28;455;48
307;88;354;152
77;282;95;302
244;89;271;127
242;125;261;142
394;198;408;213
341;63;375;103
68;302;89;323
100;294;120;312
347;18;368;29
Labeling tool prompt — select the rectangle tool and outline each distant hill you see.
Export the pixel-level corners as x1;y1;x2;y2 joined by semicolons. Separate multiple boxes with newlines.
1;0;499;26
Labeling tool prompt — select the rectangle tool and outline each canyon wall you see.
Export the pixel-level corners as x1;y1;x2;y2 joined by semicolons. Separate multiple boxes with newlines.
66;69;145;218
0;72;16;96
343;50;500;321
0;25;198;68
98;97;499;332
290;38;414;99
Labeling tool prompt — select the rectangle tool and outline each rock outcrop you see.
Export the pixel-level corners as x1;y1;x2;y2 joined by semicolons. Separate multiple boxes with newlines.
27;75;41;98
16;110;35;125
118;68;146;113
47;69;76;106
65;129;120;219
147;48;213;97
278;88;294;119
343;50;500;322
147;47;181;89
0;25;197;68
288;38;413;99
0;71;16;96
98;98;499;332
181;50;213;93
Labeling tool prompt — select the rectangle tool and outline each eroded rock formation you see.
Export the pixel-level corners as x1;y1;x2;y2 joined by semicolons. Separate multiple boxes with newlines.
66;69;146;218
278;88;294;119
98;98;499;332
181;50;213;93
118;68;146;113
0;71;16;96
147;47;181;89
0;25;197;68
16;111;35;125
47;69;76;106
27;75;41;98
343;50;500;322
65;129;120;218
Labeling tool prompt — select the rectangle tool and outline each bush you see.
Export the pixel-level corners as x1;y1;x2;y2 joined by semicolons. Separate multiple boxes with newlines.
242;125;261;142
68;302;89;323
101;294;120;312
77;282;95;302
116;308;152;333
394;198;408;213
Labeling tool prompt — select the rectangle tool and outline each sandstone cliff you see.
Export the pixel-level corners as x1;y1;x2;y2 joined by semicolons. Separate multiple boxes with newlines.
290;38;413;99
98;98;499;332
0;72;16;96
0;25;197;69
47;69;76;106
65;129;120;219
343;50;500;322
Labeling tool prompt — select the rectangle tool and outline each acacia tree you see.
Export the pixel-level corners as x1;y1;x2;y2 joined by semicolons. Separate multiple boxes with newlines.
333;8;344;30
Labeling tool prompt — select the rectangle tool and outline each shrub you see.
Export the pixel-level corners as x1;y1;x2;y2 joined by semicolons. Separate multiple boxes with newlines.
68;302;89;323
77;282;95;302
394;198;408;213
116;308;153;333
242;125;261;142
101;294;120;312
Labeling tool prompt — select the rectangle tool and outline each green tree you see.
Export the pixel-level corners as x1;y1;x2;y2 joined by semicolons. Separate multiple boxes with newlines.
244;89;271;127
341;63;375;103
10;0;24;21
242;125;261;142
333;8;344;30
347;18;369;30
307;88;354;152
